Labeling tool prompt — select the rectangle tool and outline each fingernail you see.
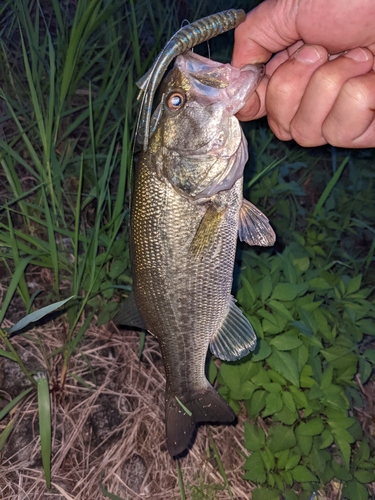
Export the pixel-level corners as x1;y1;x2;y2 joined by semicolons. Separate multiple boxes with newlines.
344;47;369;62
293;45;321;63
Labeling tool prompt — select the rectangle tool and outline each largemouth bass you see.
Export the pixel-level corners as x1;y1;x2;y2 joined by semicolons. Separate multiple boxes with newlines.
116;51;276;457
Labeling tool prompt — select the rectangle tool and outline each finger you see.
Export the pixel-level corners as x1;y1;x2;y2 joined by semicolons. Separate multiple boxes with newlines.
290;47;375;146
236;42;305;122
322;71;375;148
232;0;300;67
266;41;304;76
265;44;329;140
236;76;268;121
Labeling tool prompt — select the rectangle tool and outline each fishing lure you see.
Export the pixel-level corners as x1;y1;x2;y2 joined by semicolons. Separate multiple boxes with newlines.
136;9;246;150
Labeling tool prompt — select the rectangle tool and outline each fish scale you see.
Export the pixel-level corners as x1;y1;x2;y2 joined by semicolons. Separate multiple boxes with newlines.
132;157;242;395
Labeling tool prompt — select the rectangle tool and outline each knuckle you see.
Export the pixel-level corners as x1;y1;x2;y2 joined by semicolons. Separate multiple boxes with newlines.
290;121;325;147
341;77;369;109
268;118;292;141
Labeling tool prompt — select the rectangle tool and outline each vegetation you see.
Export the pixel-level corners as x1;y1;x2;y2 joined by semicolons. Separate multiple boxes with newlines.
214;132;375;499
0;0;374;499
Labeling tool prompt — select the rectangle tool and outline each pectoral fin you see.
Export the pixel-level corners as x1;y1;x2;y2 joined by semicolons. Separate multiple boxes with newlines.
114;292;146;330
210;297;257;361
239;198;276;247
190;205;226;258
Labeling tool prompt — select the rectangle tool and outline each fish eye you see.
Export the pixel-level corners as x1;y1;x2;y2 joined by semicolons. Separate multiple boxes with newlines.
166;91;185;111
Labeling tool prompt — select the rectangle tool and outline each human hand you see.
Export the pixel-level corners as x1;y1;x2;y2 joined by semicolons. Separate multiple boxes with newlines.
232;0;375;148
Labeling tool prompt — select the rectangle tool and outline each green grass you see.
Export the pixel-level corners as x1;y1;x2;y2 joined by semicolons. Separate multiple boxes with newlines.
0;0;374;498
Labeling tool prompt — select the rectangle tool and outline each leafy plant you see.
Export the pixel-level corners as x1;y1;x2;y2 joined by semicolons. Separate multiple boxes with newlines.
216;137;375;499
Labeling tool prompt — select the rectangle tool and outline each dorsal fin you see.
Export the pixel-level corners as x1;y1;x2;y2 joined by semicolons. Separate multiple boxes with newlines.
114;292;146;330
210;297;257;361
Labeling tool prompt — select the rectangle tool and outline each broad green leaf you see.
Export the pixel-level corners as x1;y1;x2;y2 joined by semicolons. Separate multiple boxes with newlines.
333;432;352;469
293;257;310;273
219;363;241;393
318;429;334;449
244;422;265;452
231;380;257;400
262;393;283;417
252;367;271;386
275;449;289;469
320;365;333;389
285;453;301;471
260;446;275;471
268;425;296;453
282;392;296;413
270;283;308;301
331;461;352;481
268;300;294;321
291;465;318;483
299;307;317;334
322;384;350;412
289;386;309;409
346;274;362;295
321;346;358;371
307;444;330;473
262;383;282;393
342;480;369;500
353;469;375;483
9;295;75;334
243;451;266;483
300;365;316;388
359;359;372;384
252;488;280;500
297;434;312;456
320;463;335;484
282;489;298;500
291;344;309;373
252;339;272;362
357;439;370;462
245;390;267;418
270;332;302;351
261;274;273;302
268;349;299;387
357;318;375;336
274;405;298;425
296;418;324;436
363;349;375;364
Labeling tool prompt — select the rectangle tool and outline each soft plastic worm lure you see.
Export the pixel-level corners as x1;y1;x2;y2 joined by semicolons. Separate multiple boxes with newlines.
136;9;246;150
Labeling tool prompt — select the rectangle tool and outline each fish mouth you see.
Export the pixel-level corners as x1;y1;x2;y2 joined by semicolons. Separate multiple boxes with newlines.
175;51;264;116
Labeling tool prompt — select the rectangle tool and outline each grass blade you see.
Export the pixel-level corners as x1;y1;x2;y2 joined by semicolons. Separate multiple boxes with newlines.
9;295;75;334
0;387;33;421
36;372;51;488
0;419;15;452
176;459;186;500
313;155;350;216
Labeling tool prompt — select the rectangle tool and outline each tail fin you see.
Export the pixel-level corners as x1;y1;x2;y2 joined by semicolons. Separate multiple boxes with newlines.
165;385;235;457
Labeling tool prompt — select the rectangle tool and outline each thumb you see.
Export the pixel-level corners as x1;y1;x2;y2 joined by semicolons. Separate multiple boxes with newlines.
232;0;300;67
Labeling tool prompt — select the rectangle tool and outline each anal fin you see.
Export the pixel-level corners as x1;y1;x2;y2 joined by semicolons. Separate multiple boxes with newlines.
114;292;146;330
210;297;257;361
239;198;276;247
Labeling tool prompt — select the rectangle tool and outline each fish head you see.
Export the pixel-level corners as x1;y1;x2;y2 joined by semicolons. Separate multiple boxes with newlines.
149;51;263;199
